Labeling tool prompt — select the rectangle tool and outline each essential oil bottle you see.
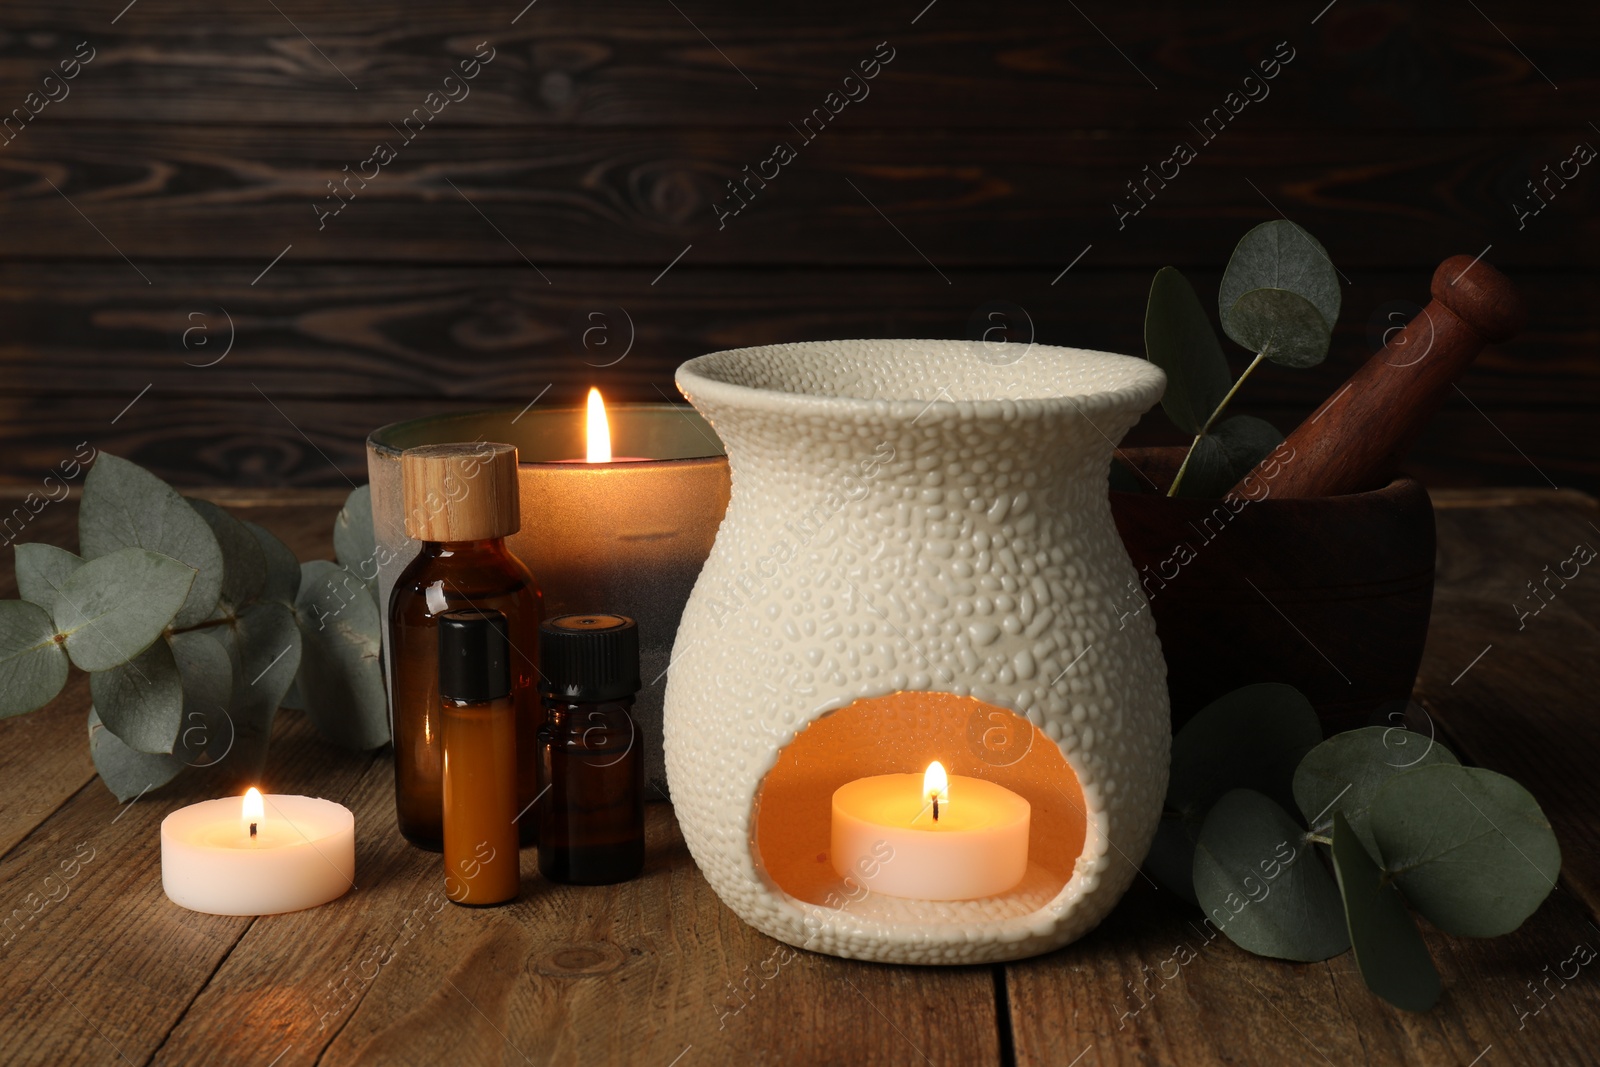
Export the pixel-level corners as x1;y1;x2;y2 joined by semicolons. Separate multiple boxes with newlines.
389;442;543;851
537;614;645;884
438;608;520;906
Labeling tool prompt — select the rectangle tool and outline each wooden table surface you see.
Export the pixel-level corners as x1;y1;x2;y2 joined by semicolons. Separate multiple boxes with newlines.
3;487;1598;1066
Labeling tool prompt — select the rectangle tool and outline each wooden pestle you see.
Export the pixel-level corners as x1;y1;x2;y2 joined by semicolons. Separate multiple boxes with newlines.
1228;254;1527;499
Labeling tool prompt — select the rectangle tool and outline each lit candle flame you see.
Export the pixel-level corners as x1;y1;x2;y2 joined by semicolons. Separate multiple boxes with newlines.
586;387;612;463
924;761;949;822
242;787;264;839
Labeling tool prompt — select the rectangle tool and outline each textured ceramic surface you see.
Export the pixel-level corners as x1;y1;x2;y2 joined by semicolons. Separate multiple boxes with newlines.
665;339;1171;964
368;406;729;793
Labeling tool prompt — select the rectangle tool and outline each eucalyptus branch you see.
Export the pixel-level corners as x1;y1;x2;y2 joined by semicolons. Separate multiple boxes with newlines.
1166;350;1268;497
168;613;238;637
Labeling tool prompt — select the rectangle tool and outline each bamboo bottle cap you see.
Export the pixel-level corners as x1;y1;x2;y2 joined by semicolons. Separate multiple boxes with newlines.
401;442;521;542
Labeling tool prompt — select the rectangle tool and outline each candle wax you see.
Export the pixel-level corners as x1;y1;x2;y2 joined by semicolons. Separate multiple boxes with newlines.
161;794;355;916
831;773;1030;901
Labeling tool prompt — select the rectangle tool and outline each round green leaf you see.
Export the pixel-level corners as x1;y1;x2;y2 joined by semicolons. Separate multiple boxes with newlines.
14;543;85;615
187;497;266;609
78;453;224;628
1193;789;1350;962
1150;683;1322;899
1144;266;1233;435
1218;220;1340;336
1294;726;1458;858
333;485;380;597
1169;683;1322;818
1171;415;1283;500
89;706;184;802
1224;288;1332;368
0;600;70;719
1329;810;1440;1012
1372;764;1561;937
227;601;303;778
294;560;390;751
89;637;184;754
244;520;302;606
53;547;196;672
170;629;236;767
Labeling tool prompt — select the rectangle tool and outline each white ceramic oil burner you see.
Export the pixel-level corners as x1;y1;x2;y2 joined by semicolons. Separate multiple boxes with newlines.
665;339;1169;964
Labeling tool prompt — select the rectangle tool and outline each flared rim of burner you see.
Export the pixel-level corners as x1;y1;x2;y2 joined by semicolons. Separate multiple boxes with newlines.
676;338;1167;423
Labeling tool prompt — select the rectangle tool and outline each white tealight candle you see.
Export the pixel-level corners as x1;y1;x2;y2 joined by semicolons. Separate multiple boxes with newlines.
831;761;1030;901
161;789;356;915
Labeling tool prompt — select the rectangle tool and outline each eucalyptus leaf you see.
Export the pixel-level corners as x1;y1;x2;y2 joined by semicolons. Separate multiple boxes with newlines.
228;601;303;778
187;497;266;609
78;452;224;628
1149;682;1322;899
1372;764;1560;937
294;560;390;751
1193;789;1349;962
1293;726;1459;859
15;543;85;614
1224;288;1332;369
0;600;70;719
1330;810;1440;1012
1171;415;1283;499
170;629;236;768
89;706;184;802
53;547;195;672
1144;266;1233;435
333;485;380;597
245;520;302;606
1168;683;1322;821
89;637;184;754
1218;220;1341;338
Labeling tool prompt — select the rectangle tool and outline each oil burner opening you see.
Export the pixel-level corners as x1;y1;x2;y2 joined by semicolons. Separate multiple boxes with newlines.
753;691;1088;926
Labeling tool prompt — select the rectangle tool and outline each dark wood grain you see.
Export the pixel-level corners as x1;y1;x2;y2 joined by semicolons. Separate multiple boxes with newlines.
0;265;1592;409
3;393;1593;495
1007;876;1600;1066
0;0;1593;510
2;491;1598;1066
0;1;1593;128
0;496;1000;1066
1416;492;1600;916
2;126;1596;267
1007;489;1600;1066
0;714;377;1066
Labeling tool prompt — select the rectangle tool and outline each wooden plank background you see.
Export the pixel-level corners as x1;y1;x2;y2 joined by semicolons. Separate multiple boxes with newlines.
4;490;1599;1066
0;0;1593;491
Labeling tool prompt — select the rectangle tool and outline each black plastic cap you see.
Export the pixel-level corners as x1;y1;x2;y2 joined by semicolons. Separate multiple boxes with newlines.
539;614;641;703
437;608;512;703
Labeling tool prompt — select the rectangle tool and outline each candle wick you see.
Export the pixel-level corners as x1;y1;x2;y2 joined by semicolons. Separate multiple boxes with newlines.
932;796;939;822
250;822;258;840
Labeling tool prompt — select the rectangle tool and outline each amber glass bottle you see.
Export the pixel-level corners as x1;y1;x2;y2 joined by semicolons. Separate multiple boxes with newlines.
537;614;645;884
439;608;521;906
390;442;543;851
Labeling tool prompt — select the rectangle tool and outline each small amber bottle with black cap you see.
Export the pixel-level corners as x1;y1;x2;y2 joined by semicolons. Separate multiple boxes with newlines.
537;614;645;884
390;442;543;851
438;608;520;906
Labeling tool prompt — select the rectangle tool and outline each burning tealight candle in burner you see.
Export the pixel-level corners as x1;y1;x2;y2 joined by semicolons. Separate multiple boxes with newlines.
160;789;355;915
830;761;1030;901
